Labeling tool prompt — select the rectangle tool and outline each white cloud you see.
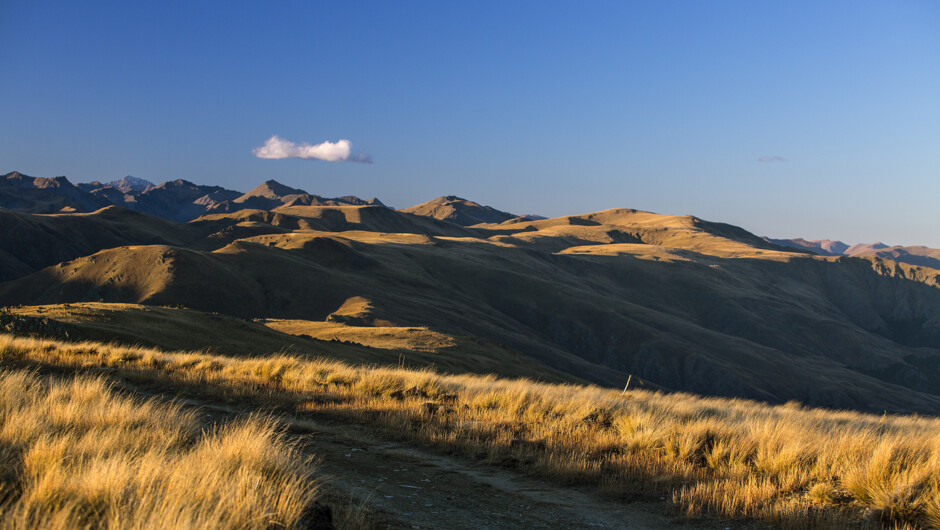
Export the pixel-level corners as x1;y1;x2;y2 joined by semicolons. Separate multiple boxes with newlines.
253;136;372;163
758;155;786;163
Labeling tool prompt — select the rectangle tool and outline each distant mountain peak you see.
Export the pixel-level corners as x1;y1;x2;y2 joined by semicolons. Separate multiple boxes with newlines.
232;180;306;206
402;195;517;226
105;176;155;194
161;178;194;188
764;238;849;256
245;180;307;199
766;236;940;270
519;214;547;221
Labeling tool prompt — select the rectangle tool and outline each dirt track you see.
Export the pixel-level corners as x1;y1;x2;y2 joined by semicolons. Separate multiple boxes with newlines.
291;418;688;529
3;358;742;530
161;392;718;529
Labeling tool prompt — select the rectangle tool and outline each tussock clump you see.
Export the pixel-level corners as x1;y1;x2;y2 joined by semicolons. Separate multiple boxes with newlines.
0;366;319;530
808;482;837;504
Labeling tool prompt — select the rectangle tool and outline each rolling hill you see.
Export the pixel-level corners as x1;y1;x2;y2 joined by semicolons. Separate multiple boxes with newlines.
3;176;940;414
0;206;212;281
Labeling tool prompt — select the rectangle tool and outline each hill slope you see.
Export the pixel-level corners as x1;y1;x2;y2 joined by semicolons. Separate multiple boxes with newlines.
0;206;209;281
2;203;940;413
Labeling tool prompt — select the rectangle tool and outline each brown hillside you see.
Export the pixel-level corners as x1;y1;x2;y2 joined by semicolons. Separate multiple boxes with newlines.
0;303;576;382
483;208;792;257
3;206;940;413
0;206;208;281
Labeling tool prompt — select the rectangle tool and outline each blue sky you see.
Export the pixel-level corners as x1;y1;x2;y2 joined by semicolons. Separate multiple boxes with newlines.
1;1;938;245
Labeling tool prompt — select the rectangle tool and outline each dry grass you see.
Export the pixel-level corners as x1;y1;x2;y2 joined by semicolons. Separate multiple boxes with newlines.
3;334;940;528
2;302;578;383
0;365;320;529
261;318;457;352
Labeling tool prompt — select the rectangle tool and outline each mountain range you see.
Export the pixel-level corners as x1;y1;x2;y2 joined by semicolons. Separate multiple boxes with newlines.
1;171;388;222
0;171;543;226
767;237;940;270
3;170;940;414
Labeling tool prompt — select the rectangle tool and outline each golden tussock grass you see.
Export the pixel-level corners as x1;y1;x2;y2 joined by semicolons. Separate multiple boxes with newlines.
0;364;320;529
2;333;940;528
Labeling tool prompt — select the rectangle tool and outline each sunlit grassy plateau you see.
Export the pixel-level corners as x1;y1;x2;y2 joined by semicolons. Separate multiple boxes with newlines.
3;333;940;528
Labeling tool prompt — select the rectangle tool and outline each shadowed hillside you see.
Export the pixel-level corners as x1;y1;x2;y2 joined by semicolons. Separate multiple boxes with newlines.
0;206;211;281
2;200;940;413
0;302;577;382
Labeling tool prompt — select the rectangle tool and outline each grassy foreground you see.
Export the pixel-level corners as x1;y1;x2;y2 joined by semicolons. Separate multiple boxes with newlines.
2;334;940;528
0;367;319;529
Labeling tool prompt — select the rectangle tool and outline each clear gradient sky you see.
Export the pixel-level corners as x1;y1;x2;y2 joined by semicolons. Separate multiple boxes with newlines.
2;1;938;246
